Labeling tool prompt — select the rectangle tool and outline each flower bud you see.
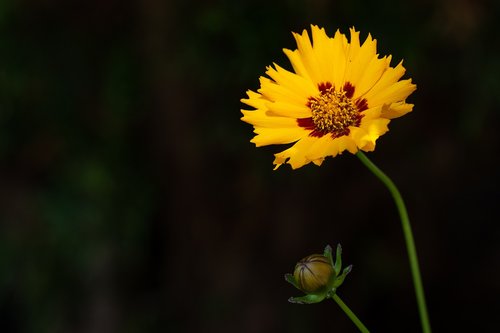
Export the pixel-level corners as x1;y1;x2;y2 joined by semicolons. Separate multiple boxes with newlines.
293;253;334;294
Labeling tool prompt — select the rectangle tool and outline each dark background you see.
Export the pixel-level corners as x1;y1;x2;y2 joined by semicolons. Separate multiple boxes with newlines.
1;0;499;332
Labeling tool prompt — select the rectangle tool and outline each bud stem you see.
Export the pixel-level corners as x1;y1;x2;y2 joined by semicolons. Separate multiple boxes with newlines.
332;294;370;332
356;151;431;333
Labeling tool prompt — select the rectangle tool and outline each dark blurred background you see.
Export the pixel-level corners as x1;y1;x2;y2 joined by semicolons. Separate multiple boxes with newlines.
1;0;499;332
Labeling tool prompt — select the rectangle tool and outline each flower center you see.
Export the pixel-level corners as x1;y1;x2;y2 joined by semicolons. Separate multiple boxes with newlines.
309;86;359;137
298;82;367;138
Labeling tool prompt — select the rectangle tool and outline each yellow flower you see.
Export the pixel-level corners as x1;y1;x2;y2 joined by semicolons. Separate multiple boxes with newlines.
241;25;416;169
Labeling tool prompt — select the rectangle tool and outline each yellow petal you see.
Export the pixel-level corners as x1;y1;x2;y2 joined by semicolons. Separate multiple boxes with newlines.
241;110;298;128
381;101;414;119
361;105;383;120
341;135;359;154
346;28;361;61
310;25;335;84
351;118;390;150
292;29;322;84
273;136;318;169
311;25;334;82
265;63;317;99
326;136;358;156
364;61;414;104
251;127;308;147
331;30;349;87
367;79;416;107
354;56;390;99
259;76;306;105
241;90;268;109
312;158;325;166
305;135;333;161
266;101;311;118
305;135;357;161
350;127;372;150
344;32;379;87
283;48;313;82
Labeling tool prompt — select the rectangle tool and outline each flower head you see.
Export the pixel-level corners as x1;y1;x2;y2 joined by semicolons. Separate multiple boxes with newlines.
241;25;416;169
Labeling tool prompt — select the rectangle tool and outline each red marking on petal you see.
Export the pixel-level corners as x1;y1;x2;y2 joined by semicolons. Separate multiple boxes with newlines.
356;98;368;112
355;113;364;126
297;118;327;138
306;97;317;108
297;117;315;130
331;128;350;139
318;82;333;93
310;129;326;138
343;82;355;98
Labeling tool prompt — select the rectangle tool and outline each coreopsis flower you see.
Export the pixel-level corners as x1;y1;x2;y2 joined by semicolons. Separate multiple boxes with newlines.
241;25;416;169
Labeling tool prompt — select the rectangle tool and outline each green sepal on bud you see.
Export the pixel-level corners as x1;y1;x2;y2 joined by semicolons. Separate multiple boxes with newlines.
285;244;352;304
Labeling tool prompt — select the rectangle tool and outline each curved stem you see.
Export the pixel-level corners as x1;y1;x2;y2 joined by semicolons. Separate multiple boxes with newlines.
332;294;370;333
356;151;431;333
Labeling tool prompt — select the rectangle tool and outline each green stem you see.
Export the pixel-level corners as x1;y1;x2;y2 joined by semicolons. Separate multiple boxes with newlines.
356;151;431;333
332;294;370;333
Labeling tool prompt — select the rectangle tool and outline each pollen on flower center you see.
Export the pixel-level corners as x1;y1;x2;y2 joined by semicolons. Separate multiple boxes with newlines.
308;84;360;137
